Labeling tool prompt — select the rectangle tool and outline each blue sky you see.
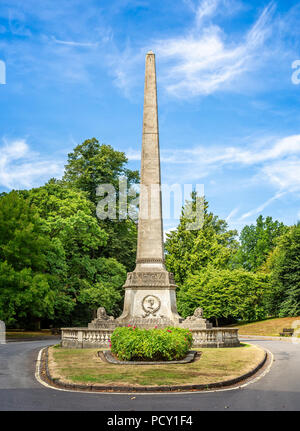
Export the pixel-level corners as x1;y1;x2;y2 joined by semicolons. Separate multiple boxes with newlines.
0;0;300;234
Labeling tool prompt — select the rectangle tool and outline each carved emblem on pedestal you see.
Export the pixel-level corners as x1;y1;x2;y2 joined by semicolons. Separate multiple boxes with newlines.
142;295;161;317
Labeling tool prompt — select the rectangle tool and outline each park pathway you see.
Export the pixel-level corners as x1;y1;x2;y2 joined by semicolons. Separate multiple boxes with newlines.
0;338;299;411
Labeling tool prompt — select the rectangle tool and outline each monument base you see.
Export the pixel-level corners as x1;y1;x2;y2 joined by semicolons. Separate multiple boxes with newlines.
62;306;239;348
116;285;183;328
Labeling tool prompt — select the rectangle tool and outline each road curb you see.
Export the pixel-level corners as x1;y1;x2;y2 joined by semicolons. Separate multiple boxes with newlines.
38;345;269;393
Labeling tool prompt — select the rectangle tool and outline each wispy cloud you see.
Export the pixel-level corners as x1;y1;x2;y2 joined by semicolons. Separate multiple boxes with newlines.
0;139;64;189
226;207;239;222
108;0;278;97
129;133;300;167
128;133;300;197
240;191;286;220
52;37;99;48
153;1;275;97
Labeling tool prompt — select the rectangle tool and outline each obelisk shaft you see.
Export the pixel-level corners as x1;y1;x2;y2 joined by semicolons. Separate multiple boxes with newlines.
117;51;182;326
136;51;165;270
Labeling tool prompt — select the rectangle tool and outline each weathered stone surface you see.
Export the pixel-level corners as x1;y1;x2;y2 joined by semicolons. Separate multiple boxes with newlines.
61;327;240;348
88;307;116;329
0;320;5;344
180;307;213;329
136;51;164;269
117;51;183;327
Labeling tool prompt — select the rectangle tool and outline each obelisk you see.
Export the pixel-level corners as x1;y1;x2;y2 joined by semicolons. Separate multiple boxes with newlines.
117;51;182;327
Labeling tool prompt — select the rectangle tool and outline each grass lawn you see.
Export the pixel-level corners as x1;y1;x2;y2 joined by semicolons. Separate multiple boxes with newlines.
48;343;265;387
230;316;300;337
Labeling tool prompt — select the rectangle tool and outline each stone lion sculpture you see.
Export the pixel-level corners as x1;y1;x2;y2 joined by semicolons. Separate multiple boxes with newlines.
96;307;114;321
186;307;204;320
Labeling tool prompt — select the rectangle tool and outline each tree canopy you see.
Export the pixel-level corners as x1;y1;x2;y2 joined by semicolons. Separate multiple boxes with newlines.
266;224;300;317
232;215;288;272
165;193;239;285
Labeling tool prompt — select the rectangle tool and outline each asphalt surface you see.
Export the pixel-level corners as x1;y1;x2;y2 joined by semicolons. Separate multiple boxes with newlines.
0;337;299;411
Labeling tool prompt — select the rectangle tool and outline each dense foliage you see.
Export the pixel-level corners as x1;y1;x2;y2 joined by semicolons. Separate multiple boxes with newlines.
265;224;300;317
165;194;238;285
62;138;139;271
0;139;137;328
0;192;61;327
177;267;269;324
232;215;288;271
110;326;193;361
165;193;298;324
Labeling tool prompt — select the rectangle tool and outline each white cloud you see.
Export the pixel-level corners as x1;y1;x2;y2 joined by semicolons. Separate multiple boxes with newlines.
262;159;300;191
240;191;286;220
129;133;300;194
226;207;239;222
195;0;220;27
0;139;64;190
141;133;300;166
151;2;275;97
107;1;277;98
52;37;99;48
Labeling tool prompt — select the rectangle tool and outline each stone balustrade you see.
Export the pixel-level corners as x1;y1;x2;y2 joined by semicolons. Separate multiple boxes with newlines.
61;327;239;349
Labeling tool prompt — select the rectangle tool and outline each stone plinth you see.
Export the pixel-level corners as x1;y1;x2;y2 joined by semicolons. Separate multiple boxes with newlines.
116;270;183;327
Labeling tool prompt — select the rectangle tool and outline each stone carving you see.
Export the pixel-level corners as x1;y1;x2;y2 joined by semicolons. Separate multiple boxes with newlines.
186;307;203;320
180;307;213;329
88;307;116;329
96;307;114;321
142;295;161;317
168;273;176;285
136;258;165;264
125;272;169;287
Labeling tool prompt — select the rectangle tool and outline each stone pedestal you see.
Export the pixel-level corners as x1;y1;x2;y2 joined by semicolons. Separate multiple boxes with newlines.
116;270;183;327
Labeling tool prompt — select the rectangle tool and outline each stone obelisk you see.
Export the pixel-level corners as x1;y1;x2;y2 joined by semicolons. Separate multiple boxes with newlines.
117;51;182;327
63;50;239;349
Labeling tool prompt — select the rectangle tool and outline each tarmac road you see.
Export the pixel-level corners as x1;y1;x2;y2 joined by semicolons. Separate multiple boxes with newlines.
0;338;299;411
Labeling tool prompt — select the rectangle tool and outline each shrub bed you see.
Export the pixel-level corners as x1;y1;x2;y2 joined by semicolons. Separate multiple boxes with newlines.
110;326;193;361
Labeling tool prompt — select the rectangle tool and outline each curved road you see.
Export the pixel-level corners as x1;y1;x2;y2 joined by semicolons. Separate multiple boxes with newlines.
0;338;299;411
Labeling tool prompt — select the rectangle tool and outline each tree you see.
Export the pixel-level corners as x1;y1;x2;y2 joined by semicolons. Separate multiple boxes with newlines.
165;193;238;285
62;138;139;205
232;215;287;272
0;192;63;327
22;181;127;325
266;224;300;317
177;266;269;324
62;138;140;271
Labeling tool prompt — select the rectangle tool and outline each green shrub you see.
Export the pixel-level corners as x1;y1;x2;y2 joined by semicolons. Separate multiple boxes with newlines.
110;326;193;361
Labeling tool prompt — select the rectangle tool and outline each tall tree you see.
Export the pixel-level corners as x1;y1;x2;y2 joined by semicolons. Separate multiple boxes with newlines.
266;224;300;317
0;192;64;327
62;138;139;270
233;215;287;272
23;181;127;325
165;193;238;285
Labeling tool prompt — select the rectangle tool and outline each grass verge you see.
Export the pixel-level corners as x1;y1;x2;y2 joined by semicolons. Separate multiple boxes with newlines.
230;316;300;337
6;330;56;339
48;343;265;387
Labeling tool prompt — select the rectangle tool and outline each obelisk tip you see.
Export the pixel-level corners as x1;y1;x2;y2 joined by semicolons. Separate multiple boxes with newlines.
147;50;154;55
